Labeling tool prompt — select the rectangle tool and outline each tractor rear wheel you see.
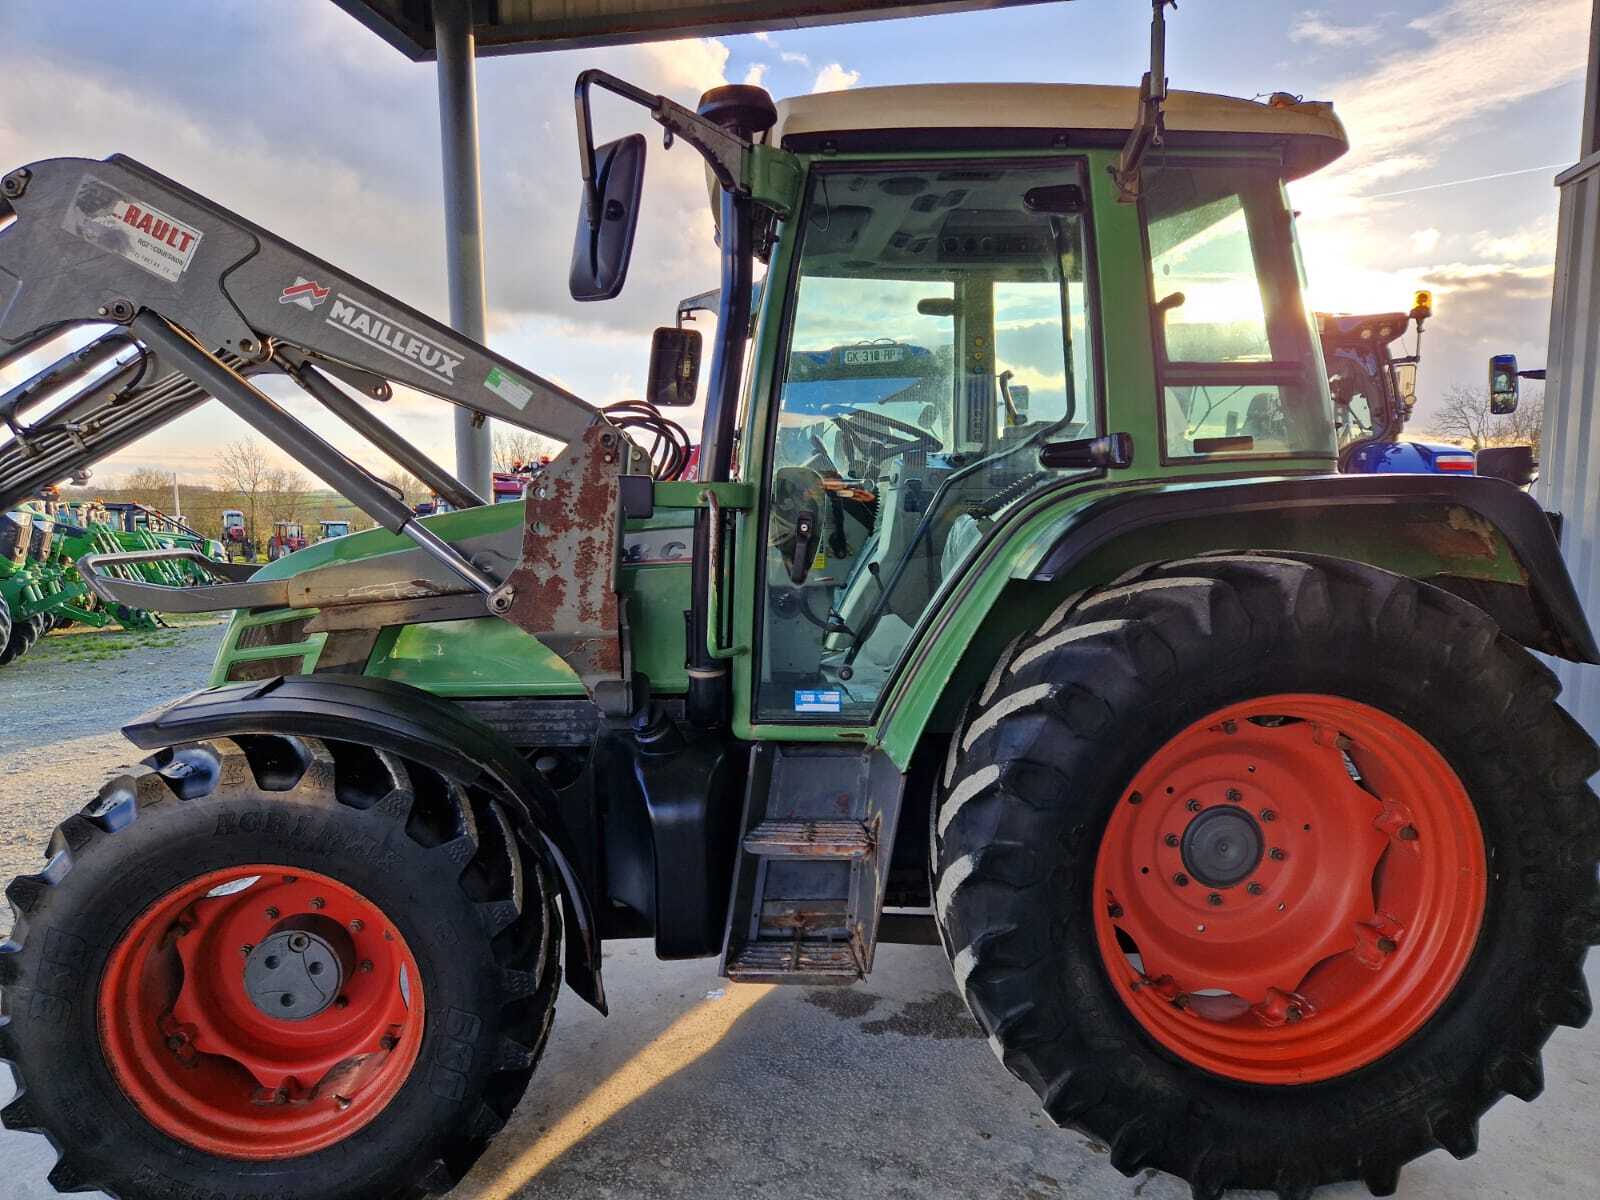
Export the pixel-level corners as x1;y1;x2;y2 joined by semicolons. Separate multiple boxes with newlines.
935;552;1599;1199
0;733;561;1200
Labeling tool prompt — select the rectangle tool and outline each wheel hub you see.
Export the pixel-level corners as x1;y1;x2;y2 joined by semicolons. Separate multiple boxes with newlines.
243;929;345;1021
1180;805;1263;888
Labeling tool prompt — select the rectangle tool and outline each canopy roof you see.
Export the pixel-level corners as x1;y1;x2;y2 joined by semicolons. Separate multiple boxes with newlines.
770;83;1348;180
331;0;1060;60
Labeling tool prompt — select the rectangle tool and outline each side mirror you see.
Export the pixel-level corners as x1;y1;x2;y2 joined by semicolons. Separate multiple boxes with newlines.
570;133;646;302
645;326;702;407
1489;354;1520;415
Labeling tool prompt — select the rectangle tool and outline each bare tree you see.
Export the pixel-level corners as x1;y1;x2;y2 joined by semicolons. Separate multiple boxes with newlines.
493;425;559;472
264;466;313;526
117;467;174;512
213;437;275;546
386;470;429;508
1426;387;1544;454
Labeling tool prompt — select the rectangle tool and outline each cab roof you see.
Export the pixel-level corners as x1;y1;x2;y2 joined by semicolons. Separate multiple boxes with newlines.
768;83;1347;181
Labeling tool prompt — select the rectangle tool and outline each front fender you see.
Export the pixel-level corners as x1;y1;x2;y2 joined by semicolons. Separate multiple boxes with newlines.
123;674;607;1013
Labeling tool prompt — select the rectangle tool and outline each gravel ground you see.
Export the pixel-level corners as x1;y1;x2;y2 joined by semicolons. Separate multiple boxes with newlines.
0;619;226;887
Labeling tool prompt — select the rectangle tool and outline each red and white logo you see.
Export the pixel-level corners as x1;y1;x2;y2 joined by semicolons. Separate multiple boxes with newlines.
279;278;331;311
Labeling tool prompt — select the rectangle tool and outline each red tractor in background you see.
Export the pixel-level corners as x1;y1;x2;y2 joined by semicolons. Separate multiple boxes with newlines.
218;509;253;563
264;520;308;562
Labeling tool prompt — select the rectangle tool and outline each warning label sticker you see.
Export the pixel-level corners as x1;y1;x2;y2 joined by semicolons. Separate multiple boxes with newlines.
63;176;202;283
485;366;534;411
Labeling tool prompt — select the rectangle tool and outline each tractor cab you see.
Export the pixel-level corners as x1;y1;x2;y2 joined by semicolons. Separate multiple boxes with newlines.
746;84;1343;718
317;519;352;541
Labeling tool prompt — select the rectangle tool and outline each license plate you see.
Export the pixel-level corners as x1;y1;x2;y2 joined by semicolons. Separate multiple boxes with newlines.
842;346;904;366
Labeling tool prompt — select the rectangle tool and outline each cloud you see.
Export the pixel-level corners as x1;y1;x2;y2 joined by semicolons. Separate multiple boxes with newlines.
0;0;741;478
1289;10;1380;47
812;63;860;94
743;62;769;87
780;50;812;66
1472;216;1558;262
1411;228;1441;255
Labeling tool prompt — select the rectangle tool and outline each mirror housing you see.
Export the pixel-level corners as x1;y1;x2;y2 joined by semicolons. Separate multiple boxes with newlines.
1476;444;1537;489
1489;353;1520;415
570;133;646;302
646;326;702;407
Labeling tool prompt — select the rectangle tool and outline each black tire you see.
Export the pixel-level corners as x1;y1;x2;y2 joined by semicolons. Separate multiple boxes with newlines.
934;552;1600;1200
0;733;561;1200
0;592;11;665
0;609;39;666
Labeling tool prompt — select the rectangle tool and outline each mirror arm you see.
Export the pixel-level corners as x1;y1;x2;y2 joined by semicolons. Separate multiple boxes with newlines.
1111;0;1177;203
575;68;750;210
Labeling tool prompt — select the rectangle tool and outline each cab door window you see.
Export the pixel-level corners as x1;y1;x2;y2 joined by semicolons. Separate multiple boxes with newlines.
758;160;1099;722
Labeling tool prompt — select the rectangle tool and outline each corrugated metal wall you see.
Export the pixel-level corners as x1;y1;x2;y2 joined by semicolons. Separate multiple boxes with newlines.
1537;2;1600;738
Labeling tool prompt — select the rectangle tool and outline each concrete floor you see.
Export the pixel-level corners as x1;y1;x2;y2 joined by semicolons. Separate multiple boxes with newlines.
4;941;1596;1200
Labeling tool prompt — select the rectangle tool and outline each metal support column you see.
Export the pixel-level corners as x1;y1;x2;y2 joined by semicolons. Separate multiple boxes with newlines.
1536;0;1600;743
435;0;493;499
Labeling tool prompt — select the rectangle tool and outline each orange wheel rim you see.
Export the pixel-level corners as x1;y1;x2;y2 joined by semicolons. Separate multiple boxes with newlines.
98;865;425;1158
1092;695;1486;1084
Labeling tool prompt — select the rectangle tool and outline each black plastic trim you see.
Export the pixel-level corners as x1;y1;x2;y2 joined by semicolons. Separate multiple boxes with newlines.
123;674;609;1012
1028;473;1600;664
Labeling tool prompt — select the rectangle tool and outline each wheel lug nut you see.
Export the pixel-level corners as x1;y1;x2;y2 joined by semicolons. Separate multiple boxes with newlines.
1286;1006;1304;1023
1128;791;1143;806
1173;994;1192;1010
311;897;326;910
1173;873;1189;887
1247;882;1264;896
1260;809;1276;822
1226;788;1242;803
265;906;280;919
1221;720;1237;734
1107;903;1124;919
350;919;365;932
1207;893;1223;907
359;959;374;973
1398;825;1419;841
1269;848;1286;861
1185;798;1201;812
1164;833;1180;847
1378;937;1397;953
240;943;253;956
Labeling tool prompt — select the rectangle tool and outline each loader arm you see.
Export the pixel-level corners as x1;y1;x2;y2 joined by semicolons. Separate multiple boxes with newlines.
0;155;650;711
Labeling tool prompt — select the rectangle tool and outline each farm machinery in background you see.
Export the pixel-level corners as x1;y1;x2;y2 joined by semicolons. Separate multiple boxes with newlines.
0;493;229;668
1323;293;1537;485
264;519;309;561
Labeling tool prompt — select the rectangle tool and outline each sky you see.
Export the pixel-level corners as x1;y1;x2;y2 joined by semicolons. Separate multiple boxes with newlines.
0;0;1591;487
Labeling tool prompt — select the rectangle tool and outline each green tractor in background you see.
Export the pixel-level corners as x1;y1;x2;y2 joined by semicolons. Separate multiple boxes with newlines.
0;27;1595;1200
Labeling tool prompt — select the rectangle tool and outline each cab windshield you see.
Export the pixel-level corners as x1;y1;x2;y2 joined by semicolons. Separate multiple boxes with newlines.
758;159;1099;721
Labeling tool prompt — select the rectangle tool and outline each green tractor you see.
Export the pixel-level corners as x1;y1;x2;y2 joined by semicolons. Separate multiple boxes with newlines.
0;32;1595;1200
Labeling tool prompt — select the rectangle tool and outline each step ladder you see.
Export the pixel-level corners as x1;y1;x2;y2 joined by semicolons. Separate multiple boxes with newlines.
721;743;904;984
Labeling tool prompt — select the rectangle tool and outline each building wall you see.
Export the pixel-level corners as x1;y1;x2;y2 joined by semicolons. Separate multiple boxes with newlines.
1537;1;1600;739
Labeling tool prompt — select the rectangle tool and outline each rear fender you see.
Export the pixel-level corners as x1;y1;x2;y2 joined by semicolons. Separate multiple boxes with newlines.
124;674;607;1013
880;473;1596;769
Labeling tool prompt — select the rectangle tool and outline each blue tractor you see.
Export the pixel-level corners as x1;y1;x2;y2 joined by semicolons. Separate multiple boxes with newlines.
1322;292;1479;476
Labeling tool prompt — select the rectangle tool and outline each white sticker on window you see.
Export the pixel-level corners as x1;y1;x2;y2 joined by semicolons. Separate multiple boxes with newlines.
794;689;842;714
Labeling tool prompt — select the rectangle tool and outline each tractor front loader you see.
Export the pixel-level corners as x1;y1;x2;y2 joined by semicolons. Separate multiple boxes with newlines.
1;11;1597;1200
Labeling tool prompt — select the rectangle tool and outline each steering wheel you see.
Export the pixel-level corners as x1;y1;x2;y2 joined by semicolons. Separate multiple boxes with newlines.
830;409;943;470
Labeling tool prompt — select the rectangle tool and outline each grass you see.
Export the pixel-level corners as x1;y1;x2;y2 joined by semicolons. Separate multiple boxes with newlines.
39;614;227;664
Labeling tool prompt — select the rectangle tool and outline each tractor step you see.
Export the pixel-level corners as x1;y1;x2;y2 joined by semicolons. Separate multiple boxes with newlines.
743;819;873;859
720;744;904;984
724;938;863;984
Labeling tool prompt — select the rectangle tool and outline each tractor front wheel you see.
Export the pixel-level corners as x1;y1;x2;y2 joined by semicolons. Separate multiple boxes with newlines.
935;552;1599;1199
0;734;561;1200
